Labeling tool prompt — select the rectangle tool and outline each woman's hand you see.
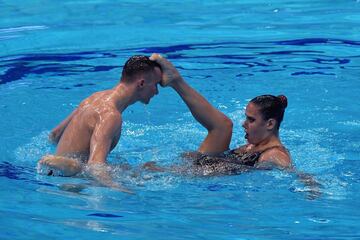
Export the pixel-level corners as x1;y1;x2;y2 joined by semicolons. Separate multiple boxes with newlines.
150;53;183;87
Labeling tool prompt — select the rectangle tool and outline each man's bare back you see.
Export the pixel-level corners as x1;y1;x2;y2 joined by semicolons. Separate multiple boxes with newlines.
56;90;121;158
37;56;162;192
39;90;122;175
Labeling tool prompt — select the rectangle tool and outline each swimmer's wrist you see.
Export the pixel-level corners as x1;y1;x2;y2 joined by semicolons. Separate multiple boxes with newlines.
168;75;184;88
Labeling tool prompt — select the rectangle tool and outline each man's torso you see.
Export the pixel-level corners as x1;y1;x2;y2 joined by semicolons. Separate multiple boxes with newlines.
56;90;122;161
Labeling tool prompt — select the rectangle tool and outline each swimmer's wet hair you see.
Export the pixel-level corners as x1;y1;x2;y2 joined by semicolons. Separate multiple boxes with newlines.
250;95;288;129
121;55;161;81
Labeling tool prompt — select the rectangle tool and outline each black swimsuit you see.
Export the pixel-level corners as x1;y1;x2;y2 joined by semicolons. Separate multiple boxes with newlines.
194;146;285;174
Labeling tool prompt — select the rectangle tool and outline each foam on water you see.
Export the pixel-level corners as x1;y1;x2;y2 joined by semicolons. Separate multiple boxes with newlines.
14;131;53;164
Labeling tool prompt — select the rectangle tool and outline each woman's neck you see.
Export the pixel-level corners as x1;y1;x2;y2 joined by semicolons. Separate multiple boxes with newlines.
253;134;282;151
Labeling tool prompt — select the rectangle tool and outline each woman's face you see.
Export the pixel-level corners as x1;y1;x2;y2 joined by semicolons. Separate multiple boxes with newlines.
242;102;270;145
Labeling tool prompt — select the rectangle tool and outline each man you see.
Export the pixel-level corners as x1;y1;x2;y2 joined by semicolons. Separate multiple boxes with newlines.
38;56;162;192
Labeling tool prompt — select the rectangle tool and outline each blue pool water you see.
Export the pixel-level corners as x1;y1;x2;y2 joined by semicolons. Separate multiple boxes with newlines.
1;1;360;239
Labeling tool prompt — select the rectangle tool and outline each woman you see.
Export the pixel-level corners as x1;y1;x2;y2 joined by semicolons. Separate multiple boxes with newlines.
148;54;291;174
191;94;291;175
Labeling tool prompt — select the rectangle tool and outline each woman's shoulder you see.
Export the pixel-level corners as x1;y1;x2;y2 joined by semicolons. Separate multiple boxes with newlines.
258;145;291;168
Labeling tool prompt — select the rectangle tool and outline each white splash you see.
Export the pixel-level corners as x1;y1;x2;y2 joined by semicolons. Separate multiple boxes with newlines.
14;131;53;163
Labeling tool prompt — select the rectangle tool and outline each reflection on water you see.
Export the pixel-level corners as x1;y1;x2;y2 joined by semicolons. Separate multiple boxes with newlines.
1;38;360;85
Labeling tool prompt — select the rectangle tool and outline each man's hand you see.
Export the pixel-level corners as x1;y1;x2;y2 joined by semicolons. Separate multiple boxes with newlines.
150;53;182;87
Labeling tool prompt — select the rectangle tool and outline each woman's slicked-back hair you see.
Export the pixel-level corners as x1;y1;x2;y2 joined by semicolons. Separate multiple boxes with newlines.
250;95;288;129
121;55;161;81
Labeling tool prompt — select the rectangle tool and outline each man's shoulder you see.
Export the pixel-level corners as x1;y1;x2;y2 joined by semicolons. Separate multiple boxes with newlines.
80;90;111;106
94;111;122;133
102;110;122;121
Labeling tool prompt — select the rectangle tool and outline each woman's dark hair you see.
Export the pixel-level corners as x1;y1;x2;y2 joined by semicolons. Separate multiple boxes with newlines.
250;94;288;129
121;55;161;81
